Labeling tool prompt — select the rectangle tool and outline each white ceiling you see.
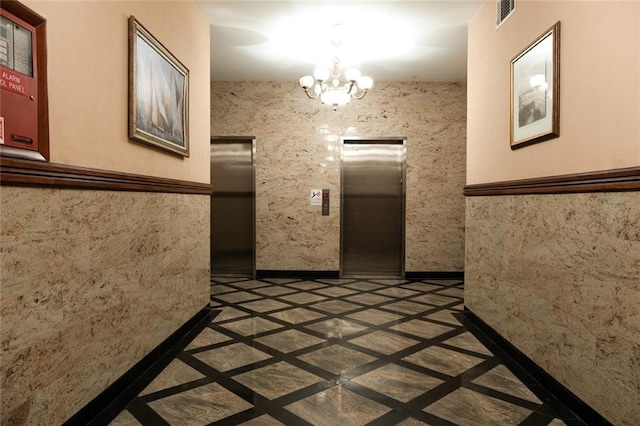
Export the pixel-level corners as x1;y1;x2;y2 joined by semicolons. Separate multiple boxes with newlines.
195;1;484;82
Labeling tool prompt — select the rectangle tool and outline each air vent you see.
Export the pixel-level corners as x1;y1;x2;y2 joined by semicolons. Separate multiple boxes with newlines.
496;0;516;29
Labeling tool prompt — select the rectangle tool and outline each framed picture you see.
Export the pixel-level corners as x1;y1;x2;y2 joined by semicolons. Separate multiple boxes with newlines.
510;21;560;149
128;16;189;157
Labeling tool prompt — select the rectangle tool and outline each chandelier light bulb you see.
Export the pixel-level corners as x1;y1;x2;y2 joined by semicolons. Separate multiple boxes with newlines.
321;89;351;108
357;76;374;90
299;75;314;89
314;67;330;82
344;68;361;82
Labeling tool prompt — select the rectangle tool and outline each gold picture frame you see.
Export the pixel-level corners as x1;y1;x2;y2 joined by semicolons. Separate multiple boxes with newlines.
128;16;189;157
510;21;560;149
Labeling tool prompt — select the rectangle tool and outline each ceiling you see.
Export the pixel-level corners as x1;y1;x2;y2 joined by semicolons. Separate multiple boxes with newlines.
195;1;484;83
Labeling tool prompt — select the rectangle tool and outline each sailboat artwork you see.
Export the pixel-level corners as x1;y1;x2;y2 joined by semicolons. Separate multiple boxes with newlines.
129;16;189;156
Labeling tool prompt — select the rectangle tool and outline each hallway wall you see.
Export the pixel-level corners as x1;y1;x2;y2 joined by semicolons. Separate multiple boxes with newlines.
1;1;211;424
211;82;466;272
465;2;640;424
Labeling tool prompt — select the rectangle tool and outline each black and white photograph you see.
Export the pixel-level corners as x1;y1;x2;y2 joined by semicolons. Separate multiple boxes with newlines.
510;21;560;149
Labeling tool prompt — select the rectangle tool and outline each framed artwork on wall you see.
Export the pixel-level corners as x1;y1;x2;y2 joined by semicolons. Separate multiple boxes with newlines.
510;21;560;150
128;16;189;157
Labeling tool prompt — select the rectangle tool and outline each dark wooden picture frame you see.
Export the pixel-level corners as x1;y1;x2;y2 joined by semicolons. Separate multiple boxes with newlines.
510;21;560;150
128;16;189;157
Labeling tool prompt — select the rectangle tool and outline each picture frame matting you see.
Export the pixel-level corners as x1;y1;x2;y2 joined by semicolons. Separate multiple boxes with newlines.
510;21;560;150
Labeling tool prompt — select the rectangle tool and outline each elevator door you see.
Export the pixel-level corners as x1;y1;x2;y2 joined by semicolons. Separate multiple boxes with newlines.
341;139;406;278
210;138;255;278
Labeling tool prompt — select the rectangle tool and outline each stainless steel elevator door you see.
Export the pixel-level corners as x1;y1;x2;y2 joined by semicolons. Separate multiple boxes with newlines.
210;139;255;277
341;140;406;278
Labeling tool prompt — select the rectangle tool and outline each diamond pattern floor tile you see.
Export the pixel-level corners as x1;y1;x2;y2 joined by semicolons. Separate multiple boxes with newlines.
147;382;253;425
352;363;444;402
285;384;391;426
423;387;533;425
192;342;271;372
233;361;323;400
112;277;579;426
297;344;376;375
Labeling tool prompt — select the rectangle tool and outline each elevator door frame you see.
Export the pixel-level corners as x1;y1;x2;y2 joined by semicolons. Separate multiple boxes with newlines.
210;136;257;279
340;137;407;279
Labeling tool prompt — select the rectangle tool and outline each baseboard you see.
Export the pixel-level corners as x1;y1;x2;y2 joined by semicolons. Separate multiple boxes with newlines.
255;271;464;280
63;306;218;426
257;270;340;279
462;308;611;426
405;271;464;280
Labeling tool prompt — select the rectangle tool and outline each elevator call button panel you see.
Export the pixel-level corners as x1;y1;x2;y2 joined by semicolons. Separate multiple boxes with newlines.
322;189;330;216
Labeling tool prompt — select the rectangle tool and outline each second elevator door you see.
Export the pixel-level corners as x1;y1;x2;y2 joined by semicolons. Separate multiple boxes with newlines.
210;138;255;278
341;139;406;278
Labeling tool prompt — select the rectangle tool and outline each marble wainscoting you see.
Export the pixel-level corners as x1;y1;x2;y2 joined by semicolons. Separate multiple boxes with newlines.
465;192;640;425
211;82;466;272
0;187;210;424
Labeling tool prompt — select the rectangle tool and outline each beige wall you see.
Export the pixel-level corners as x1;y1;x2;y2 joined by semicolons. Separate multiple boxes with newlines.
1;1;210;423
467;1;640;184
466;1;640;424
211;81;466;272
23;0;211;183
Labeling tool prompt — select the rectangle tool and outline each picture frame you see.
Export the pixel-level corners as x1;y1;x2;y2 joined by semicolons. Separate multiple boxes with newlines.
510;21;560;149
128;16;189;157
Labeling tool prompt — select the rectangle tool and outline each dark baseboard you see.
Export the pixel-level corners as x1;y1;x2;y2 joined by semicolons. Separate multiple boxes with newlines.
462;308;611;426
257;270;340;279
63;306;218;426
255;271;464;280
405;271;464;280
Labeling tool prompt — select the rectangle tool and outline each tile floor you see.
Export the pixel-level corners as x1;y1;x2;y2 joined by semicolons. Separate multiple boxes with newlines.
110;277;579;425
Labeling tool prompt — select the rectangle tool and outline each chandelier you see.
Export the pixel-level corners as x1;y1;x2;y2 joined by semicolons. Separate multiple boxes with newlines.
298;37;373;110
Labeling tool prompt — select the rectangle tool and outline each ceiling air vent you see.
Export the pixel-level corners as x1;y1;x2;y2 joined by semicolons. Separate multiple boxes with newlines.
496;0;516;29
